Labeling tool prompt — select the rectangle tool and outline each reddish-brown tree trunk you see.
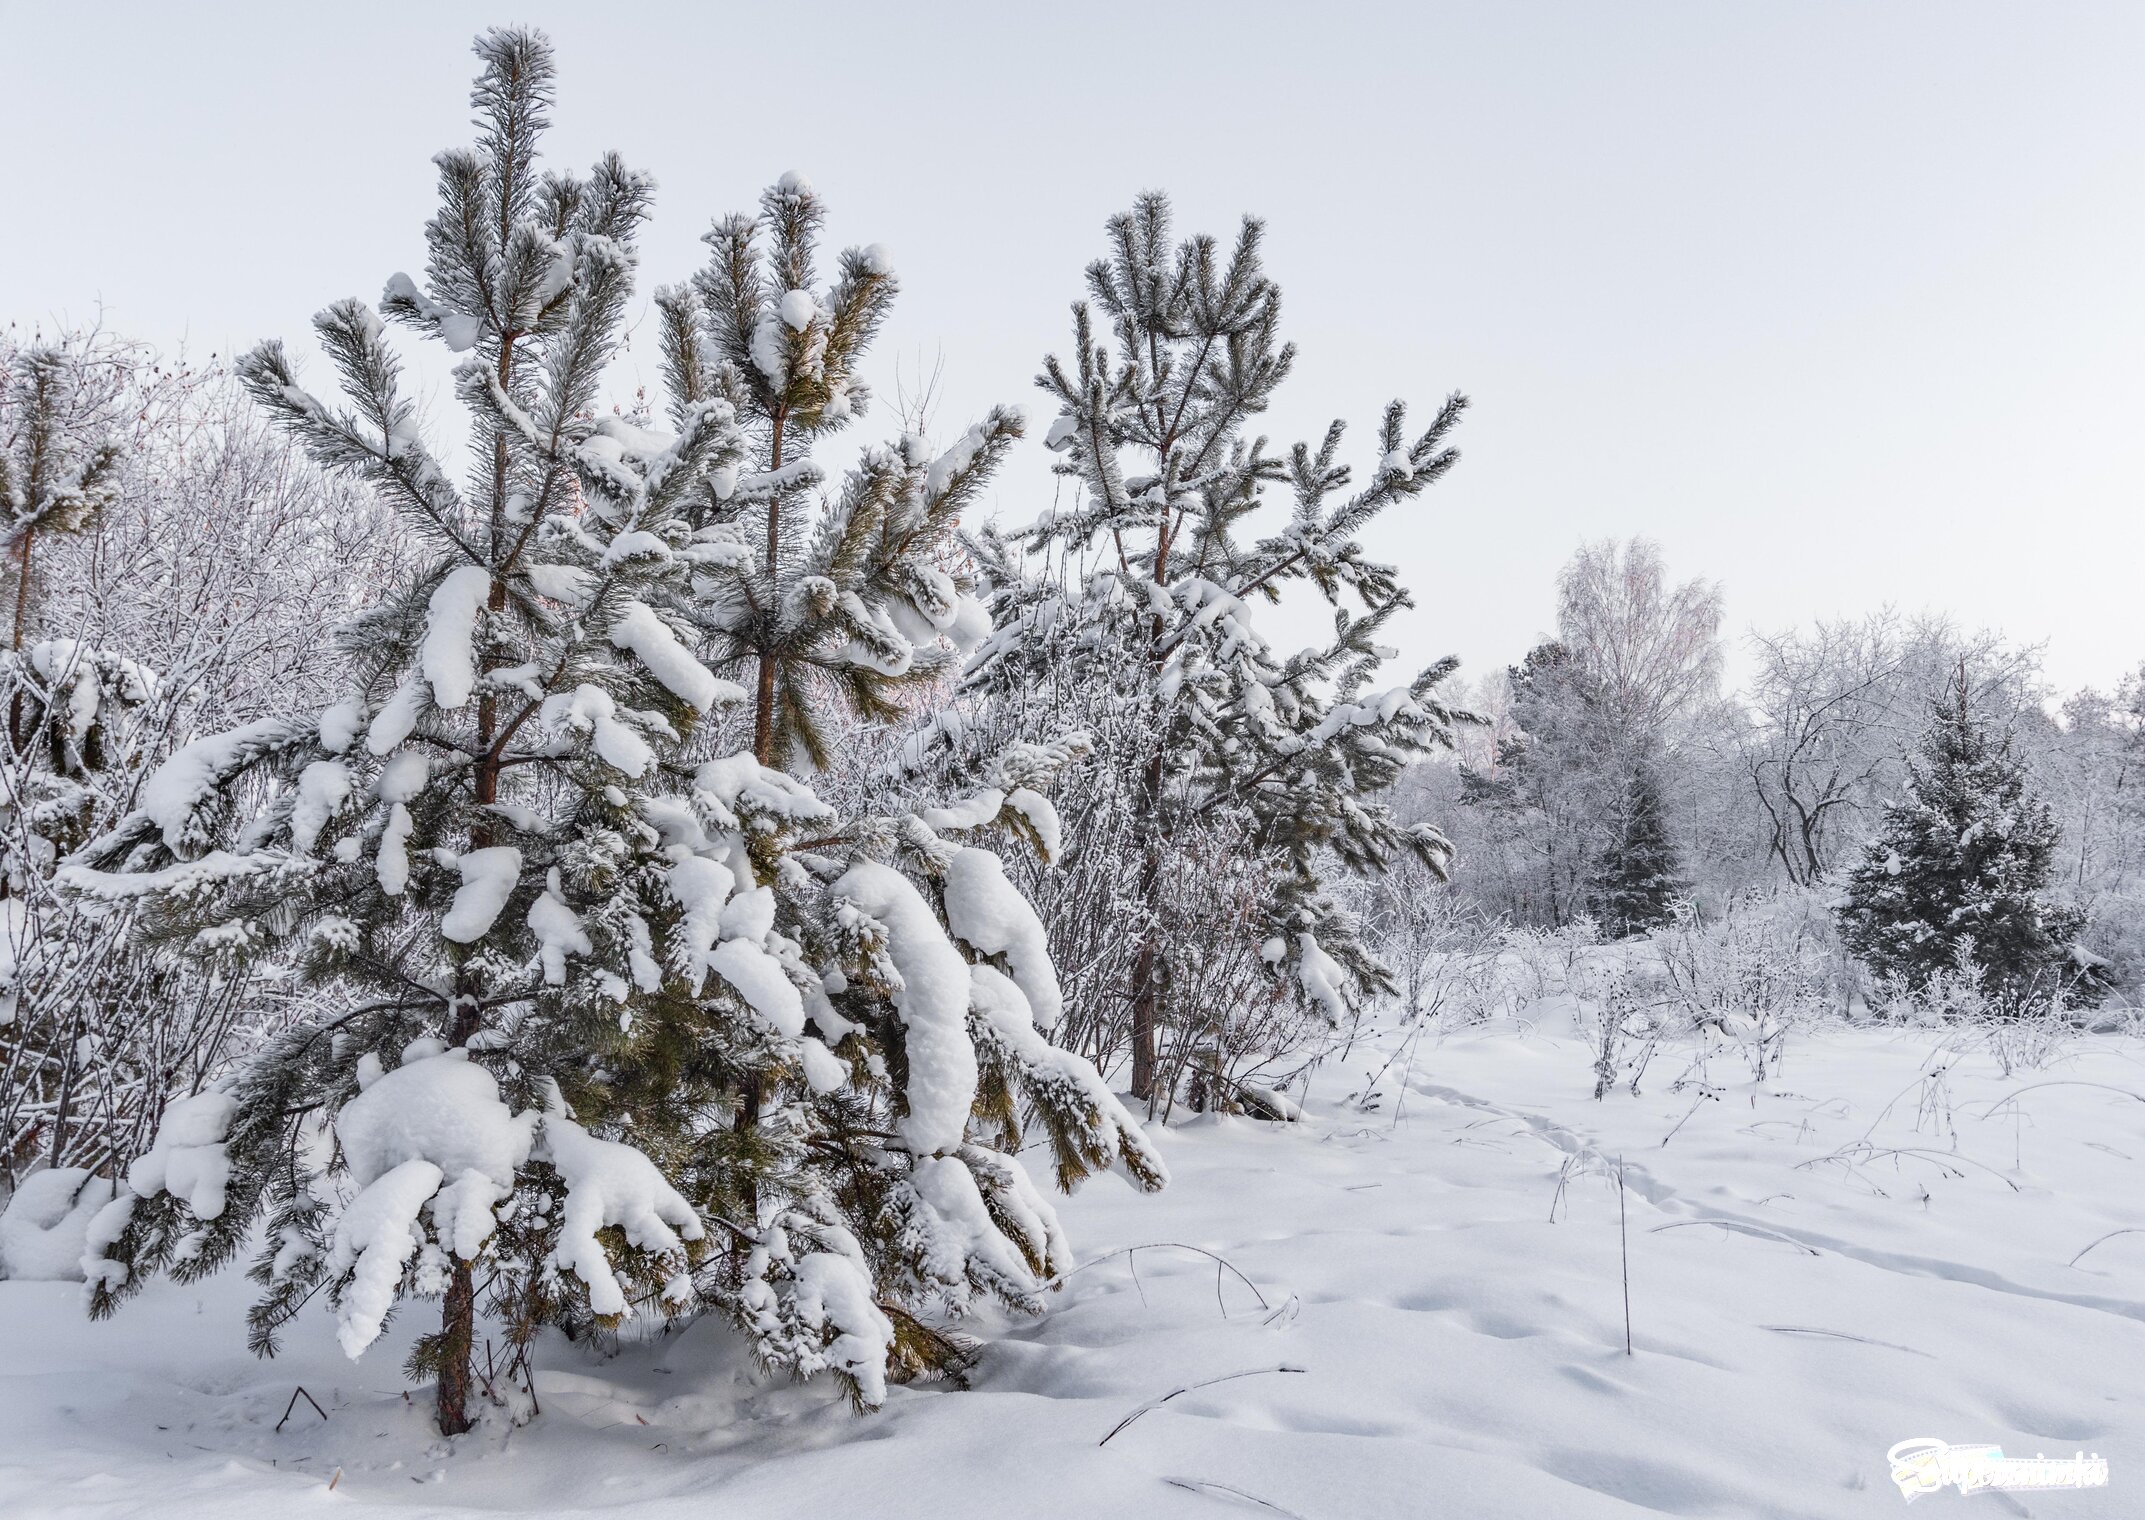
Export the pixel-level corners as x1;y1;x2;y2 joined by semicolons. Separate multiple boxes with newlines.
435;1261;477;1435
430;340;521;1440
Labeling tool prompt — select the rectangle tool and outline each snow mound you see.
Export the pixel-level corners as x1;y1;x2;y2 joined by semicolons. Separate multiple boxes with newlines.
125;1088;240;1220
942;846;1061;1028
538;1118;705;1317
23;1024;2145;1519
326;1045;537;1357
420;565;492;709
832;860;977;1154
442;847;522;944
610;601;742;712
337;1043;534;1188
0;1168;116;1281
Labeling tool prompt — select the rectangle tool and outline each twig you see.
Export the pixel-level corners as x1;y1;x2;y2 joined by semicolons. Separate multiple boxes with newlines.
1796;1141;2022;1192
276;1385;327;1432
1388;1024;1427;1129
1350;1030;1420;1113
1162;1475;1312;1519
514;1343;540;1418
1977;1081;2145;1119
1761;1325;1930;1357
1099;1365;1307;1446
2069;1228;2145;1268
1660;1091;1717;1149
477;1338;503;1406
1548;1153;1579;1223
1057;1244;1271;1315
1648;1219;1820;1255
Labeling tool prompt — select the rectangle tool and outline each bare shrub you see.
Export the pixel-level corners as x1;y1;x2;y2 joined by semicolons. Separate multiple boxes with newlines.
1503;917;1602;1009
1900;968;2075;1077
0;340;410;1188
1653;893;1839;1083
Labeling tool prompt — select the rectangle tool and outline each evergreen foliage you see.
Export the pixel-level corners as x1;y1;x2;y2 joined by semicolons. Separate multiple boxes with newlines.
1841;666;2092;1010
62;27;742;1435
1587;753;1686;938
957;193;1474;1101
653;180;1014;770
58;29;1161;1439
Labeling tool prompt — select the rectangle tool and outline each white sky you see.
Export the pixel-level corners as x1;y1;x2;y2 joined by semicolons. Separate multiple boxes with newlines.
3;1;2140;698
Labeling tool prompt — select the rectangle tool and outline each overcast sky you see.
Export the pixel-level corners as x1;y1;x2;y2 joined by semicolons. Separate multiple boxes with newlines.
3;2;2139;698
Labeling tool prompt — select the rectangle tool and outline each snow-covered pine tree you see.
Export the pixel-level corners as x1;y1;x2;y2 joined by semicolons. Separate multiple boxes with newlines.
618;733;1167;1399
61;29;749;1435
0;338;136;895
633;180;1167;1394
961;194;1474;1102
1841;663;2092;1012
1587;753;1686;938
1;342;127;696
58;32;1163;1430
652;178;1011;769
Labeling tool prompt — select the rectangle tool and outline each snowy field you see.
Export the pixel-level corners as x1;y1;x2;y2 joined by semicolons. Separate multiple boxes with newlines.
6;1015;2143;1519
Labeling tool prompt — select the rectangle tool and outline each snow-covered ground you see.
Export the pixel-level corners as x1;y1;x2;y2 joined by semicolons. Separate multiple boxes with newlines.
7;1015;2144;1518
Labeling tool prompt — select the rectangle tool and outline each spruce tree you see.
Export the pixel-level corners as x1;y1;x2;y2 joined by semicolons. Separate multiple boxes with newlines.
1841;664;2089;1011
60;30;1162;1433
1587;754;1685;938
961;194;1473;1101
